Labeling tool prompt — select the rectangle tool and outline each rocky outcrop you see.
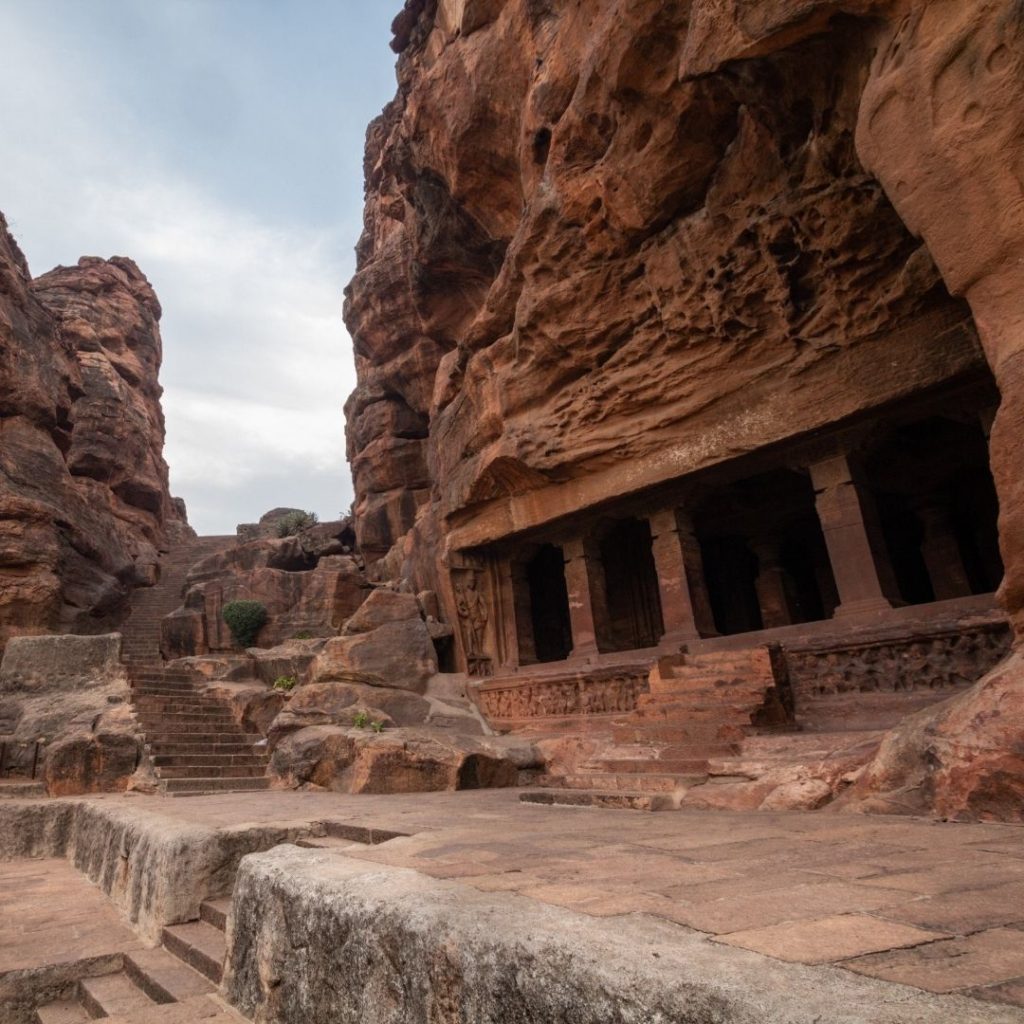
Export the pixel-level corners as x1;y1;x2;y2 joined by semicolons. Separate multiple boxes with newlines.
0;633;145;795
269;725;530;794
836;653;1024;822
344;1;978;565
161;517;367;657
342;2;1024;820
0;213;185;649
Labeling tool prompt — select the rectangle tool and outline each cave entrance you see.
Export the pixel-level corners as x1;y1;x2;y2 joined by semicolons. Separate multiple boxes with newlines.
694;469;838;637
524;543;573;663
863;415;1003;606
594;517;665;653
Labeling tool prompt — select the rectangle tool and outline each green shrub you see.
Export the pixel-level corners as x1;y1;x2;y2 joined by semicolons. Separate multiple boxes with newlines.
292;630;313;640
222;600;268;648
370;720;385;734
275;510;319;537
273;675;297;692
352;710;369;729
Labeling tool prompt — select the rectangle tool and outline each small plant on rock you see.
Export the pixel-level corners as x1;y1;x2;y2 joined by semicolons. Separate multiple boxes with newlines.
370;720;385;734
352;710;369;729
222;600;268;648
273;675;298;692
292;630;313;640
275;510;319;537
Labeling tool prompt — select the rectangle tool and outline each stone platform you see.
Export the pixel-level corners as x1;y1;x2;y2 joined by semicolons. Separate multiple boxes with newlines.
1;790;1023;1022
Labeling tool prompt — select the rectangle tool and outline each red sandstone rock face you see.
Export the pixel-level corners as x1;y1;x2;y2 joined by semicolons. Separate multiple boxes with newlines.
836;652;1024;822
0;213;186;648
161;519;368;657
344;2;1024;819
344;0;979;565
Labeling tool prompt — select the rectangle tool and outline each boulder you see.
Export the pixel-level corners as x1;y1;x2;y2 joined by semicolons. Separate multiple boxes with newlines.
267;685;397;748
0;633;144;795
43;704;143;796
0;633;124;692
835;652;1024;822
313;619;437;693
341;588;421;634
269;726;521;794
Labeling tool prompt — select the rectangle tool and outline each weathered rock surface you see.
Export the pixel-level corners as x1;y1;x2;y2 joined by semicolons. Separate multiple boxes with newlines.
0;633;145;794
344;1;980;565
161;518;368;656
269;725;524;794
342;1;1024;820
308;586;438;693
0;214;185;649
224;844;1016;1024
836;652;1024;822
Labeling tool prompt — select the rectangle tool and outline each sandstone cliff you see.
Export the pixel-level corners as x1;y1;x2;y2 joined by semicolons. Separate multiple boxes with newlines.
344;1;1024;819
0;211;186;649
344;1;984;567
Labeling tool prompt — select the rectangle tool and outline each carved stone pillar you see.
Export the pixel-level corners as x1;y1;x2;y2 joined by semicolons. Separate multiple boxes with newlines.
676;511;719;637
918;504;972;601
649;508;713;644
751;539;793;629
810;454;895;618
562;537;607;658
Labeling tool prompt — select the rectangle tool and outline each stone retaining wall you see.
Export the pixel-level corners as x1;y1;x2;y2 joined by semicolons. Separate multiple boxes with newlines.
224;845;1020;1024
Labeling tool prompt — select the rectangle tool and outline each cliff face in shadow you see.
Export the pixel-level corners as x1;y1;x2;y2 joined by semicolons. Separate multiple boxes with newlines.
0;212;187;648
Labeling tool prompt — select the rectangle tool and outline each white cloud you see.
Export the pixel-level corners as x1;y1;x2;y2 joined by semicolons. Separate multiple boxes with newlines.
0;2;359;534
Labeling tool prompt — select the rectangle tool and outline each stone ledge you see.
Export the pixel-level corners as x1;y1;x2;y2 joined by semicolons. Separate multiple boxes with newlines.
224;844;1023;1024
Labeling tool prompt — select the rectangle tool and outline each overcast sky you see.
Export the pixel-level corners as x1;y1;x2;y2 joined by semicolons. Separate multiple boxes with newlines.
0;0;398;534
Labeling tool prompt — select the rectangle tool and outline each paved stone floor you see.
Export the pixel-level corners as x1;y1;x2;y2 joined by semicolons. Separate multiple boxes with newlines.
0;858;144;974
9;789;1024;1014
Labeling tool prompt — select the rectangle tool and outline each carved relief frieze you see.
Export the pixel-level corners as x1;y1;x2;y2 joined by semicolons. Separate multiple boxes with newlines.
479;671;646;720
786;623;1011;700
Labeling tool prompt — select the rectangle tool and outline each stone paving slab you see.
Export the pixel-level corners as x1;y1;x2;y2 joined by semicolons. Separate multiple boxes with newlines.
0;859;143;974
7;789;1024;1012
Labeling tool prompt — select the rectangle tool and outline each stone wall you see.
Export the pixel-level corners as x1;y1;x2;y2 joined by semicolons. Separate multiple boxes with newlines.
224;843;1011;1024
0;213;186;650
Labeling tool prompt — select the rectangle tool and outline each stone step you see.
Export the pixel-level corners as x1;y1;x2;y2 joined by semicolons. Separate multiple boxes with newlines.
161;920;226;984
147;732;263;745
79;971;156;1018
153;753;267;767
132;691;203;700
132;684;200;693
148;741;265;755
295;835;365;852
611;723;747;745
200;898;231;932
136;712;236;725
164;776;271;795
0;780;46;799
159;765;268;779
35;999;89;1024
555;771;704;794
520;789;676;811
132;700;225;712
124;947;216;1003
322;821;410;844
592;756;726;774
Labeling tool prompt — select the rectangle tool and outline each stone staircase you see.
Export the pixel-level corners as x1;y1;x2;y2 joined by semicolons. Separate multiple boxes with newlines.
35;897;239;1022
539;645;794;803
121;535;271;796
